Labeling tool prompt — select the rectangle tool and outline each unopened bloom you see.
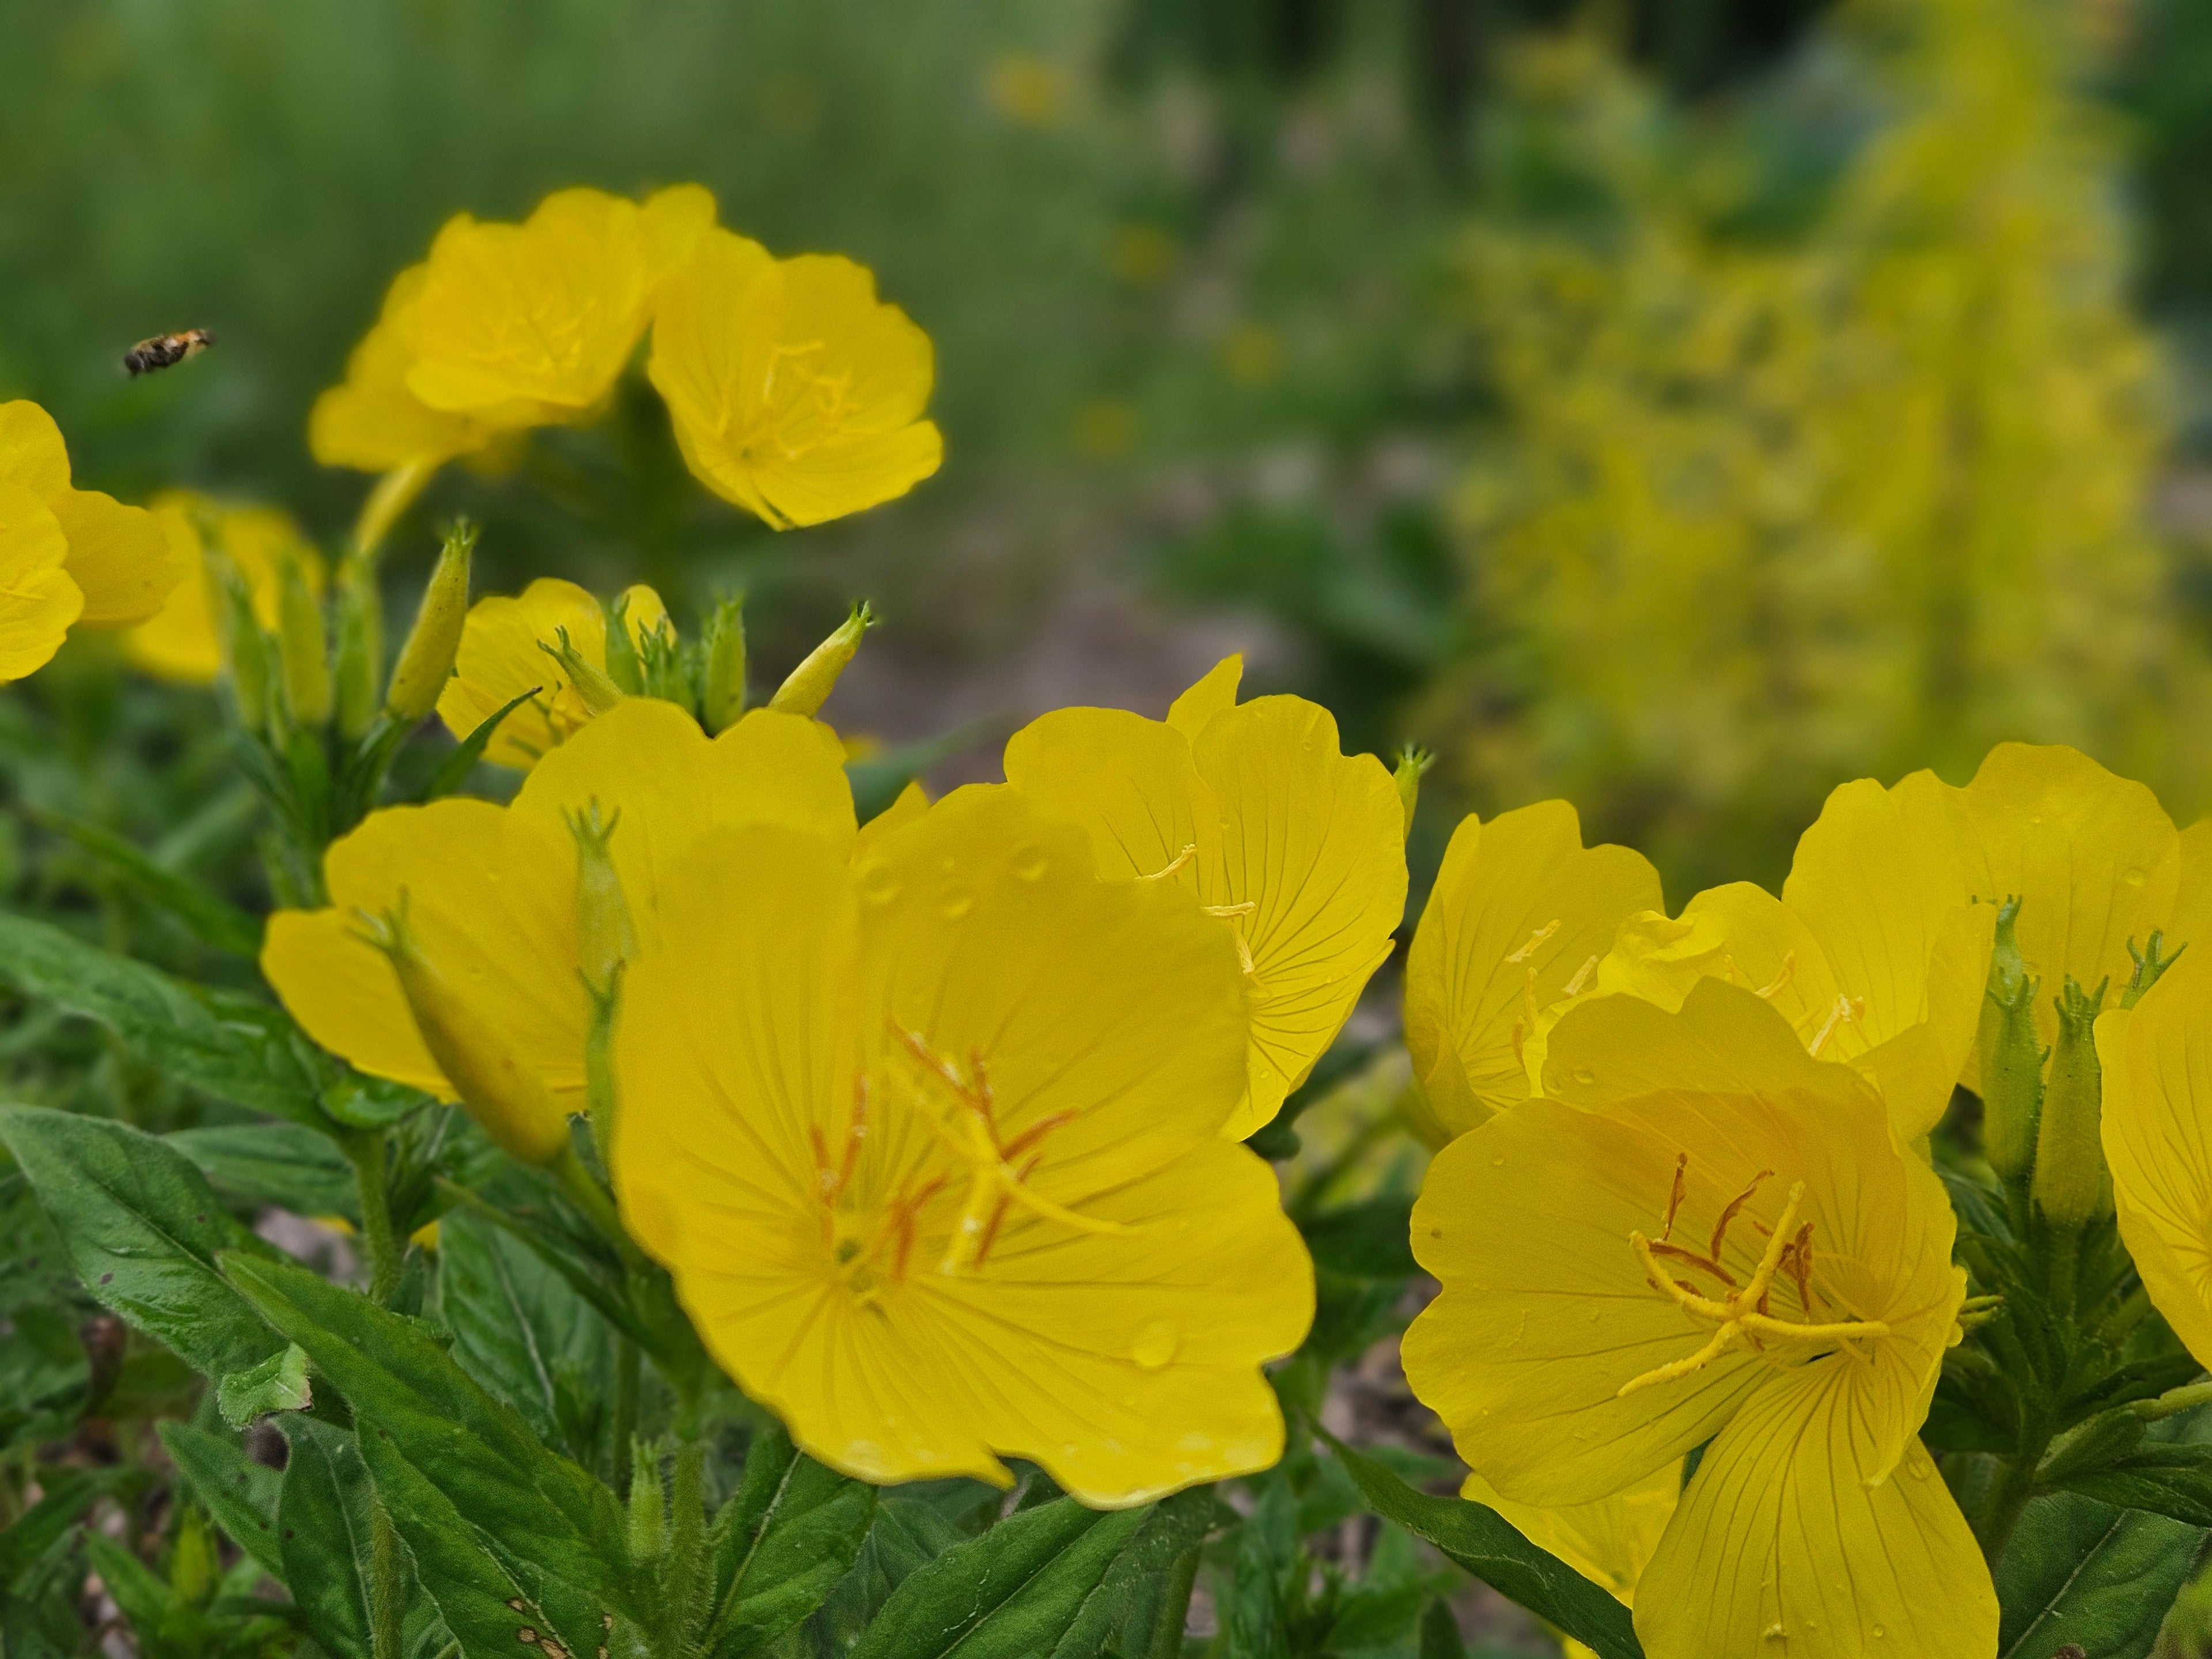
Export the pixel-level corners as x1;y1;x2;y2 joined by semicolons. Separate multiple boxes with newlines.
435;578;672;768
0;402;185;680
262;698;854;1127
1003;656;1407;1138
1403;981;1992;1657
125;496;323;685
1400;800;1660;1139
611;785;1312;1503
649;228;943;528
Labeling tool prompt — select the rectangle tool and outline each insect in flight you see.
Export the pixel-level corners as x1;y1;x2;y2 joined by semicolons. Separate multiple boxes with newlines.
123;329;215;378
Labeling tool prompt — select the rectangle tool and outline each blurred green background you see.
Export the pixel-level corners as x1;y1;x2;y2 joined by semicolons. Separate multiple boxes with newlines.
6;0;2212;902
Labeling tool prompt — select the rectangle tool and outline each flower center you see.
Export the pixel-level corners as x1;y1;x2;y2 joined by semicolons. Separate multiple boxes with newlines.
1618;1153;1889;1397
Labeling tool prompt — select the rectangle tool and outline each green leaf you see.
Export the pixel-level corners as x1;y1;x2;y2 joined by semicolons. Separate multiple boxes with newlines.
279;1415;378;1659
412;688;539;804
438;1210;611;1461
1997;1488;2205;1658
158;1422;285;1578
169;1123;361;1221
0;911;327;1126
218;1342;312;1428
82;1530;174;1641
0;1107;286;1378
0;1465;138;1585
845;721;993;824
1298;1196;1418;1280
846;1493;1171;1659
1323;1432;1642;1659
25;805;263;958
705;1421;877;1659
1419;1597;1468;1659
223;1251;637;1647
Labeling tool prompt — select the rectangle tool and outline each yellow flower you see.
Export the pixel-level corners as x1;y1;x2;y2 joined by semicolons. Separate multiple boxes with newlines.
0;402;185;680
1002;656;1407;1139
262;698;855;1128
309;263;506;474
1403;980;1992;1657
610;783;1312;1504
2097;948;2212;1368
435;578;671;768
1400;800;1660;1139
124;495;324;685
1460;1462;1677;1659
648;228;943;529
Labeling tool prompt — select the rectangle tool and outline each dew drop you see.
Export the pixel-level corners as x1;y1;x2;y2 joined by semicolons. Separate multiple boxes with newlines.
940;885;974;921
1492;1157;1506;1167
2124;866;2147;888
856;859;900;906
1872;1627;1885;1640
1571;1066;1596;1085
1011;844;1049;882
1131;1319;1179;1370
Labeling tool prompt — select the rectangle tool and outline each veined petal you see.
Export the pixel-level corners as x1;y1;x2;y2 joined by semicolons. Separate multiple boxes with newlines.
2164;816;2212;965
1192;696;1407;1137
1001;706;1218;887
0;402;71;499
310;263;500;471
1460;1462;1677;1606
1402;802;1662;1137
2100;949;2212;1369
854;780;929;860
1635;1368;1994;1658
1165;654;1242;738
436;577;609;768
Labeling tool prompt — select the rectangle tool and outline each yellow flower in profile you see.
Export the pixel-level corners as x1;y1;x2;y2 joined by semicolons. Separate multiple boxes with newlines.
125;495;323;685
1002;656;1407;1139
611;784;1312;1505
1403;982;1991;1657
2097;948;2212;1368
435;578;671;767
1460;1463;1677;1659
0;402;185;680
309;263;505;474
262;698;854;1131
1400;800;1660;1139
649;228;943;529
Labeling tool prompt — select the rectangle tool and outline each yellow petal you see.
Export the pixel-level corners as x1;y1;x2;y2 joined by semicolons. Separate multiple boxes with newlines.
260;800;584;1108
0;484;82;683
1165;654;1243;738
436;577;609;768
123;504;220;684
854;779;930;859
51;488;186;627
1192;697;1407;1137
407;190;653;415
1635;1373;1993;1658
2162;816;2212;964
1402;802;1661;1137
1002;707;1218;885
310;264;502;471
2100;949;2212;1369
1460;1462;1677;1606
641;183;718;285
0;402;71;499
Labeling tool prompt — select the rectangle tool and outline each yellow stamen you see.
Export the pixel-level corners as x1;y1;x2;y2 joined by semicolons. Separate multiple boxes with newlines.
1755;952;1797;1000
1806;994;1864;1057
1561;954;1599;998
1505;919;1560;965
1142;843;1196;881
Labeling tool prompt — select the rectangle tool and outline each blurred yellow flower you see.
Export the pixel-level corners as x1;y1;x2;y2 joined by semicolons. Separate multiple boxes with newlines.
649;228;943;529
1074;397;1137;458
983;54;1069;128
435;577;671;768
0;402;184;681
1404;981;1990;1657
1003;656;1406;1138
125;495;324;685
612;783;1312;1504
1400;800;1660;1139
262;699;855;1134
1108;224;1177;287
1221;323;1283;387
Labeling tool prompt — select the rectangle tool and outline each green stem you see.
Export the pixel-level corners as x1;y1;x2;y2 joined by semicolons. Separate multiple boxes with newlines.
346;1130;404;1305
549;1145;643;1268
369;1498;404;1659
1975;1433;2049;1566
613;1336;641;1497
2133;1378;2212;1423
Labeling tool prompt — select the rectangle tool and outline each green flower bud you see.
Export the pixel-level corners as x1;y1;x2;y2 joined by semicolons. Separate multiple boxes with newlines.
2032;975;2110;1229
539;627;625;715
276;552;332;728
1393;743;1434;842
385;521;475;722
1978;897;2044;1183
768;601;873;718
332;550;384;740
566;801;637;1000
211;554;271;737
698;594;748;734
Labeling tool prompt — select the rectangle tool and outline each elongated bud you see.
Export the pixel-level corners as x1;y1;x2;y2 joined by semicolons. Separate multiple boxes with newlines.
2122;930;2187;1010
604;590;646;696
698;595;748;733
1978;897;2044;1183
276;554;332;728
332;551;383;739
355;897;570;1165
769;602;872;717
567;802;636;998
385;521;475;722
627;1438;666;1561
1393;744;1434;841
2032;976;2110;1228
539;627;625;715
211;555;271;737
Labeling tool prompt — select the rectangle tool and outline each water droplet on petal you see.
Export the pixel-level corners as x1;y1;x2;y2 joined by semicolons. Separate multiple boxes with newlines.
2124;866;2147;888
856;859;899;906
1011;844;1048;882
940;886;974;921
1132;1320;1179;1369
1571;1066;1596;1085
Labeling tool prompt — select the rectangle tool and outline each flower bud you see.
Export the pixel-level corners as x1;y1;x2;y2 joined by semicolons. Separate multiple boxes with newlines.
539;627;626;715
1978;897;2044;1183
768;601;872;718
1393;744;1434;842
211;555;272;737
276;553;332;728
698;594;748;733
355;897;571;1165
603;590;646;695
385;521;475;722
566;801;636;999
2032;975;2110;1229
332;550;384;739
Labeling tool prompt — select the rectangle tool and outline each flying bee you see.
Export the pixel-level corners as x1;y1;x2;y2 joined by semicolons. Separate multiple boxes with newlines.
122;329;214;378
